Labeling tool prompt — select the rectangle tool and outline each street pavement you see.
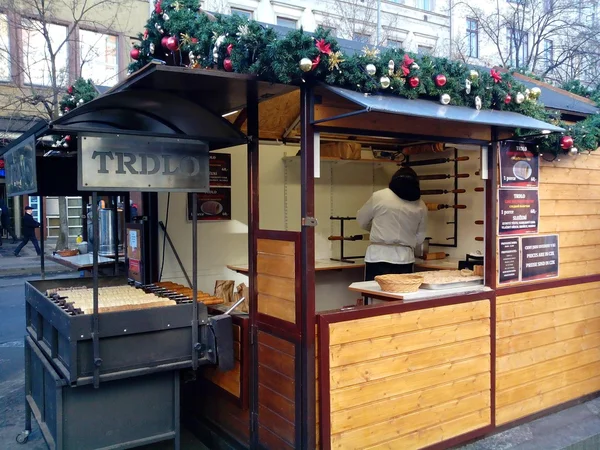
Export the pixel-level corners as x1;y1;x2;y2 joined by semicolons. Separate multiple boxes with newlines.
0;241;66;279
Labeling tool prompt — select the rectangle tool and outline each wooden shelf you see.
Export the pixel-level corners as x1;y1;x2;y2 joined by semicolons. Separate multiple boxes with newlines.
282;156;400;165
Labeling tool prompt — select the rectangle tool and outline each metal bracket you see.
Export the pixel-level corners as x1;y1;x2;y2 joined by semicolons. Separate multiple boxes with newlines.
302;217;318;227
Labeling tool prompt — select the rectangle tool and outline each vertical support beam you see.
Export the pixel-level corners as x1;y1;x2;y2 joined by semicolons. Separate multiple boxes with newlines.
485;129;498;290
91;192;101;389
112;197;118;275
191;192;199;370
142;192;159;283
81;196;88;242
300;84;316;450
246;79;260;449
40;196;45;279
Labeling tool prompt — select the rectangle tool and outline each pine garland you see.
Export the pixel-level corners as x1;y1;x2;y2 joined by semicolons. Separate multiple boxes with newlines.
59;78;98;116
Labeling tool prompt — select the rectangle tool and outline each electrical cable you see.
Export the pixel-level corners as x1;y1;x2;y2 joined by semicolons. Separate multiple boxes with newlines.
159;192;170;281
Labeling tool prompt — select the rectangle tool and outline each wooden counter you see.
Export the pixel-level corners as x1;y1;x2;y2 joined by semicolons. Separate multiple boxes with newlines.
47;253;115;271
227;259;365;274
228;257;459;275
349;280;489;302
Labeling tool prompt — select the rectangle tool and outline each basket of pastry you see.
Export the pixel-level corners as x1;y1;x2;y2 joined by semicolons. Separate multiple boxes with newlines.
374;274;425;293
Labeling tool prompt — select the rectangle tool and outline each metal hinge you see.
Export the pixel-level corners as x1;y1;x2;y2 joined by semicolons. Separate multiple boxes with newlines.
302;217;318;227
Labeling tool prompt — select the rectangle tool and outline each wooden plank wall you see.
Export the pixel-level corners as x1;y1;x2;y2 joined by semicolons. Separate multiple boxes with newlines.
203;323;243;398
325;300;492;449
257;331;297;449
496;281;600;425
257;238;296;323
539;153;600;279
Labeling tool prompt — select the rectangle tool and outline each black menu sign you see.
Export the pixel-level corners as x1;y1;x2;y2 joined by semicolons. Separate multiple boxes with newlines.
521;235;559;281
499;142;539;188
499;189;539;235
209;154;231;187
499;238;520;284
188;188;232;221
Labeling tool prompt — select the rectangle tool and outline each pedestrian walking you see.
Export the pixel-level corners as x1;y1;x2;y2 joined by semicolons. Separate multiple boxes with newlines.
14;206;41;257
0;197;18;246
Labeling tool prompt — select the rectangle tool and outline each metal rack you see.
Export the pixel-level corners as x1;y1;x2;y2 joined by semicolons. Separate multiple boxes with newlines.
329;216;364;263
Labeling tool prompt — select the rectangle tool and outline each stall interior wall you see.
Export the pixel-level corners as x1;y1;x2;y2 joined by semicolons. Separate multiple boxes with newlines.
158;144;484;300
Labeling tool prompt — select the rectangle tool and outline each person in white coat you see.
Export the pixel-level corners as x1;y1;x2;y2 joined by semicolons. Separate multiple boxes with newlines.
357;167;428;281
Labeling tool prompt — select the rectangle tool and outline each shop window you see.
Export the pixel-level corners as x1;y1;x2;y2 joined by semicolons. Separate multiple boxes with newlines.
467;18;479;58
353;32;371;44
0;14;10;81
80;29;118;87
277;17;297;28
29;196;41;222
231;8;253;19
21;19;68;86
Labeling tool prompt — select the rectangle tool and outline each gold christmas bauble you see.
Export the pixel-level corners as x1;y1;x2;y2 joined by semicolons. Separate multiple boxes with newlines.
366;64;377;76
380;76;390;89
299;58;312;72
530;87;542;99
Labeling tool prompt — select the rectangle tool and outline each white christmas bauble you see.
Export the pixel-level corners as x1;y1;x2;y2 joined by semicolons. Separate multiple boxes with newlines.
516;92;525;104
299;58;312;72
440;93;451;105
366;64;376;76
149;43;155;54
475;96;482;110
465;79;472;94
388;59;395;75
380;76;390;89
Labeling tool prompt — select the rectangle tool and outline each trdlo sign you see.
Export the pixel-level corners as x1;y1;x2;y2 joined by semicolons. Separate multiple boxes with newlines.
78;134;210;192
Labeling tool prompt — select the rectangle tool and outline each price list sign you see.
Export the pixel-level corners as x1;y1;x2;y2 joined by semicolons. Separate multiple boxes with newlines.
499;238;520;285
499;142;539;188
209;154;231;187
499;188;539;235
521;235;559;281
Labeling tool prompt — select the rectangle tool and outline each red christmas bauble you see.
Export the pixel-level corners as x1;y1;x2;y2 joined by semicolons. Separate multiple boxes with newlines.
166;36;178;51
161;36;170;49
130;47;140;60
434;74;447;87
223;58;233;72
560;135;574;150
67;85;73;94
227;44;233;56
409;77;420;88
65;135;72;142
504;94;512;104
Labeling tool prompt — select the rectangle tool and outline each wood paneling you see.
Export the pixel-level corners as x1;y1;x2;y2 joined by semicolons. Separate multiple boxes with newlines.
202;324;244;399
257;237;297;324
496;282;600;425
326;299;492;449
257;331;296;448
498;155;600;284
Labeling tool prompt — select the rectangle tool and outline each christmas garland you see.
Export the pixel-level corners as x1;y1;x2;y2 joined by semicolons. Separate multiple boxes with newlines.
56;0;598;156
59;78;98;116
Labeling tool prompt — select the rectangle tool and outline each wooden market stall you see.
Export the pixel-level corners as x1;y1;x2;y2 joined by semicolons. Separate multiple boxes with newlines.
172;71;600;450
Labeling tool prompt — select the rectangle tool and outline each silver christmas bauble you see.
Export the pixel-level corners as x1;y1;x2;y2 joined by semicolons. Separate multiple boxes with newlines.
465;79;472;94
516;92;525;104
440;93;451;105
149;43;155;54
163;13;170;21
380;76;390;89
475;96;482;110
570;147;579;156
300;57;312;72
366;64;377;76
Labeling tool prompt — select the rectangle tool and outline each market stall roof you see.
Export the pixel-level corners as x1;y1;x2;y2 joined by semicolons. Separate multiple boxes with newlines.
0;63;296;156
321;84;565;134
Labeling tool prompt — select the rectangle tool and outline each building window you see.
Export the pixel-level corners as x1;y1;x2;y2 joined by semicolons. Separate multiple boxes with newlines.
276;17;297;28
353;32;371;44
321;25;337;37
417;0;433;11
0;14;9;81
508;28;528;67
387;39;403;48
80;30;118;87
21;19;68;86
543;39;553;69
417;45;432;55
231;8;252;19
467;18;479;58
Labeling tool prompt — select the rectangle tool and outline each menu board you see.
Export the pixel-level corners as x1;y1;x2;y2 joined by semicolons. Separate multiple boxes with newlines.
499;189;539;235
209;154;231;187
499;238;520;285
499;142;539;188
521;235;559;281
188;188;232;221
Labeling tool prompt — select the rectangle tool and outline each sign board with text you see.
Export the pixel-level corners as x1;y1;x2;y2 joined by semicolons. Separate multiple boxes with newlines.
209;154;231;187
188;188;232;221
499;142;539;188
521;234;559;282
5;135;37;196
499;238;521;285
499;188;539;235
78;134;209;192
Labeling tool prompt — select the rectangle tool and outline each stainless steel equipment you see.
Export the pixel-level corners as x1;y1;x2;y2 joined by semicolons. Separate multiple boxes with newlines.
98;208;115;255
415;237;431;258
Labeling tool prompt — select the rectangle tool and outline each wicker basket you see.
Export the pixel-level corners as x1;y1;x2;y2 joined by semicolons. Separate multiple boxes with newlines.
57;249;79;257
375;274;424;293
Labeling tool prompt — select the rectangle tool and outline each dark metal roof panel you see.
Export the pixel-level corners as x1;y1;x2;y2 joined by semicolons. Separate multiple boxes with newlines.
518;79;599;116
323;84;564;133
